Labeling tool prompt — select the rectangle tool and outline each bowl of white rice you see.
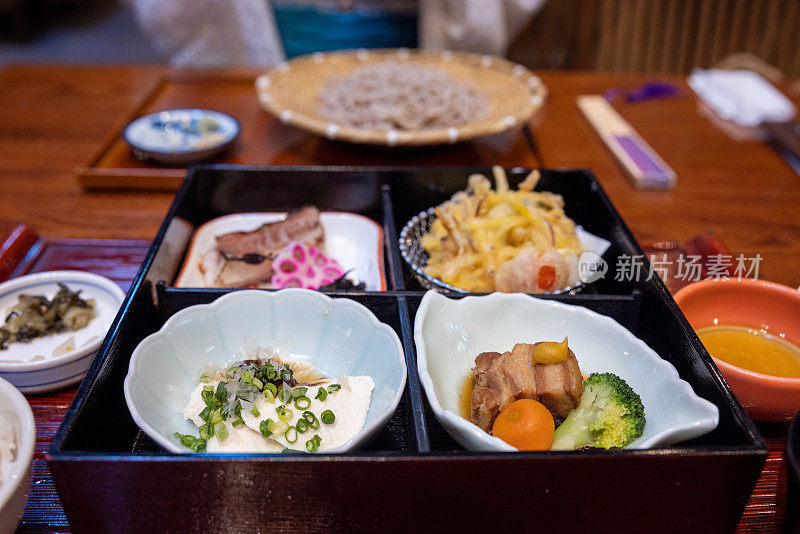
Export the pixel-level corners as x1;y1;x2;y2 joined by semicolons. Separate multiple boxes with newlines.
0;377;35;534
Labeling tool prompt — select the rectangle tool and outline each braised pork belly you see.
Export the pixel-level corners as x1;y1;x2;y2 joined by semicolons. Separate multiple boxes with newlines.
470;342;584;432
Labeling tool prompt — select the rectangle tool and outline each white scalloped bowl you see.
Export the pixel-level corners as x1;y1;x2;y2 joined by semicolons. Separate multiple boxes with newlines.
414;291;719;452
124;289;407;454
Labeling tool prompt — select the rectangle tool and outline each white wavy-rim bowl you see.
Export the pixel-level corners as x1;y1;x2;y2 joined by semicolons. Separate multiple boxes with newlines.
0;376;36;534
414;291;720;452
124;289;407;454
0;271;126;394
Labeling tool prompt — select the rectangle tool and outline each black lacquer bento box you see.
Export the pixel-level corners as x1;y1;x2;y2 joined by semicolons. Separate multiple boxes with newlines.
48;166;766;533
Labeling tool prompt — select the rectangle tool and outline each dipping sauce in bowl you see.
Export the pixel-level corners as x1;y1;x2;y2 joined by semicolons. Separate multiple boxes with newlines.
697;325;800;378
675;278;800;421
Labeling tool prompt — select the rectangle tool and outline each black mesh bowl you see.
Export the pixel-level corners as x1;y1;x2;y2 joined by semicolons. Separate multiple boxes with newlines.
398;207;585;295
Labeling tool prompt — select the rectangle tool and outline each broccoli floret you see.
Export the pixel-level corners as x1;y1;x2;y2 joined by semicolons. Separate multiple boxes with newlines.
551;372;645;450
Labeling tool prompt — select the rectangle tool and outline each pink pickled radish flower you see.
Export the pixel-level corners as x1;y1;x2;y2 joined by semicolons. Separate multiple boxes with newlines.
270;242;344;289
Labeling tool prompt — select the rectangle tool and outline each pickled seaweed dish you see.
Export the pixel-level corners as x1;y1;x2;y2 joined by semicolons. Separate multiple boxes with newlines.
0;283;96;349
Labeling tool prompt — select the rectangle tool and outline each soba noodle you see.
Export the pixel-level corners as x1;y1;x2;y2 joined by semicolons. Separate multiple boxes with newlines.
317;61;489;130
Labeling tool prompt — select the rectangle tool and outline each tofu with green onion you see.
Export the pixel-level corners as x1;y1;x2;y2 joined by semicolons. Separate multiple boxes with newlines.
207;420;283;453
183;379;283;453
242;376;374;452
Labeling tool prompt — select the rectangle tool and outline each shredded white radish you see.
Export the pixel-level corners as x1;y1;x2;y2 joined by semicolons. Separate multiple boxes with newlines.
0;411;17;488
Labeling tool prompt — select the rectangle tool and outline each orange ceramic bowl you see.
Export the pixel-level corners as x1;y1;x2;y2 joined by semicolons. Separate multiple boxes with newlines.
674;278;800;421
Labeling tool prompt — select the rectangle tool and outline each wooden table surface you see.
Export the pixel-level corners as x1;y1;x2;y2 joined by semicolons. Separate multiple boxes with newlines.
0;64;798;532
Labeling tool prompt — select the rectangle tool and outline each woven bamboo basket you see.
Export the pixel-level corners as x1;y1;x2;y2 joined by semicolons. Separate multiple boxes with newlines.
255;49;547;146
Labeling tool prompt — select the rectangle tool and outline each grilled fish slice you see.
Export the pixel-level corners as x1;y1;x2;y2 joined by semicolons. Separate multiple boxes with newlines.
211;206;324;287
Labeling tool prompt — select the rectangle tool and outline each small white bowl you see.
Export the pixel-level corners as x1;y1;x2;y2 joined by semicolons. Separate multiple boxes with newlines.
0;271;126;393
414;291;719;452
124;289;407;453
0;377;36;534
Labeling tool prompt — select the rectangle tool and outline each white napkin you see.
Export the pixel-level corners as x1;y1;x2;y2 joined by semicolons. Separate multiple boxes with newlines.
576;226;611;258
688;69;795;127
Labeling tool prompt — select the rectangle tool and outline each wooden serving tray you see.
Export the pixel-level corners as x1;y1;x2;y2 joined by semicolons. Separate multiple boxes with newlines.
0;224;149;290
74;72;542;191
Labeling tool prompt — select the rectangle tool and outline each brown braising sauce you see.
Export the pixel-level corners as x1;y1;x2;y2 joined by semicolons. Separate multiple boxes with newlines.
459;372;474;419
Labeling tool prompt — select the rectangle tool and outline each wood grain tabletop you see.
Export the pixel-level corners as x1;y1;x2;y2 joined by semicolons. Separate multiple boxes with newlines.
1;65;797;287
0;64;798;533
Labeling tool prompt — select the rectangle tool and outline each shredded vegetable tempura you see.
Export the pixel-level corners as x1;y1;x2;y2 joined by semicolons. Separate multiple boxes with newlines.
421;166;583;293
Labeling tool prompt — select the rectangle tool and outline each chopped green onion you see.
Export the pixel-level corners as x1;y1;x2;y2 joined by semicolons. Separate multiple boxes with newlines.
203;385;214;392
263;389;276;403
305;434;322;453
280;385;293;403
321;410;335;424
268;420;289;436
292;386;308;398
226;366;239;378
214;422;228;441
174;432;196;448
215;382;228;402
267;370;277;380
232;417;244;427
199;406;213;423
259;419;272;438
277;407;293;422
233;401;242;418
211;409;224;425
285;426;298;444
264;382;278;396
536;200;551;210
200;373;212;383
241;370;252;384
251;404;260;417
327;384;341;393
315;387;327;401
281;369;293;382
296;419;308;434
293;396;311;410
201;390;217;408
303;411;320;429
191;439;207;452
199;422;213;439
252;377;264;390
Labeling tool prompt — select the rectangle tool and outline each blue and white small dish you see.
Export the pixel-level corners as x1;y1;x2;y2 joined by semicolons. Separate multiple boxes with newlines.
0;271;125;393
123;109;239;166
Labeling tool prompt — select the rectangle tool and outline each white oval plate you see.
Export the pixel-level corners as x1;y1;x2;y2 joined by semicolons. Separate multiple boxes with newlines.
175;212;386;290
0;271;125;392
414;291;720;452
